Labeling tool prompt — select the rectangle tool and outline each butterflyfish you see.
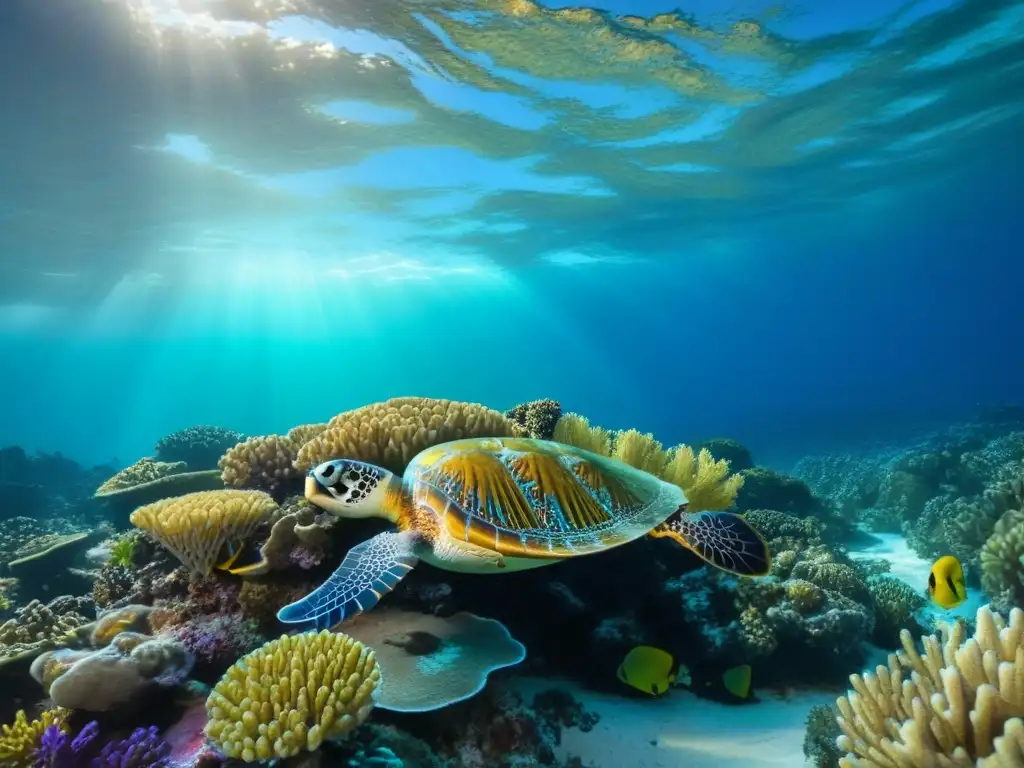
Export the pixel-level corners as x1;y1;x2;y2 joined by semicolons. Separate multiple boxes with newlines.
928;555;967;610
214;539;268;576
616;646;676;696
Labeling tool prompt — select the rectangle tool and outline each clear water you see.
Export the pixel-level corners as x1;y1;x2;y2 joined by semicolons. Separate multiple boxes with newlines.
0;1;1022;766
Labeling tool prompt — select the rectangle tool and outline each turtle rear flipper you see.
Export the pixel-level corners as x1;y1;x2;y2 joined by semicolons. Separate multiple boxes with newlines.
650;510;770;577
277;531;419;629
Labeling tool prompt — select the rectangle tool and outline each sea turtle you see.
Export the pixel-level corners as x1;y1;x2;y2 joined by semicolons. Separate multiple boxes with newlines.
277;437;770;629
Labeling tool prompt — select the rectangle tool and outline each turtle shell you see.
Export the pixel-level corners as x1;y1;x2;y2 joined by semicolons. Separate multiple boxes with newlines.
404;437;684;558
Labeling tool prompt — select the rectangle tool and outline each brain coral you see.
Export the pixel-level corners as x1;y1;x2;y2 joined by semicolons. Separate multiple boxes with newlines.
130;490;279;575
294;398;517;474
205;630;380;762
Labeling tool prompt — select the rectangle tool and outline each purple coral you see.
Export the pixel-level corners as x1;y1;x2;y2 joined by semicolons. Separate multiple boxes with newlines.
289;545;322;569
92;726;170;768
171;614;264;667
34;721;99;768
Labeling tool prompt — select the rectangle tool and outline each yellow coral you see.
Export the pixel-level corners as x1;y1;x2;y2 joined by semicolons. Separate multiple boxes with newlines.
611;429;668;476
663;445;744;512
130;490;279;575
552;413;613;457
836;606;1024;767
205;630;380;762
294;397;517;474
785;579;824;614
220;433;316;493
0;709;66;765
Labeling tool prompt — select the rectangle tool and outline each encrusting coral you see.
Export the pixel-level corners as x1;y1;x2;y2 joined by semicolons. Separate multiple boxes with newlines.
835;606;1024;767
294;397;518;475
129;490;279;575
204;630;380;762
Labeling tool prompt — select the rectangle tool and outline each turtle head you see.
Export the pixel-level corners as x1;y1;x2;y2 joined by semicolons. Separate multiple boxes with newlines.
306;459;401;523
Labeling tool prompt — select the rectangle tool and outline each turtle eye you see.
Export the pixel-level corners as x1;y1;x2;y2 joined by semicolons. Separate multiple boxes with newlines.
321;463;336;478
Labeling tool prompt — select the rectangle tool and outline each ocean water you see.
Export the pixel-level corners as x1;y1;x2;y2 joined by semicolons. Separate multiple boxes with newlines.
0;0;1022;766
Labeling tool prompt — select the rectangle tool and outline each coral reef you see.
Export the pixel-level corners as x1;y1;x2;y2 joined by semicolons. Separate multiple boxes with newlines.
803;703;843;768
836;606;1024;766
0;598;90;668
295;397;518;475
504;399;561;441
218;432;317;495
129;490;279;575
154;426;245;471
980;505;1024;611
204;630;380;761
0;708;66;765
95;459;189;496
342;610;526;712
735;468;820;517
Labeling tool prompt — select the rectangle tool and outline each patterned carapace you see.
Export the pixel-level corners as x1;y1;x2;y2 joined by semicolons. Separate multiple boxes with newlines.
409;438;676;558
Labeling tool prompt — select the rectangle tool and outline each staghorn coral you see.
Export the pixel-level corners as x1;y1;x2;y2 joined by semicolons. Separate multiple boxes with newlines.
294;398;517;475
341;609;526;712
155;426;245;471
0;709;66;766
204;630;380;761
504;399;561;440
836;606;1024;767
130;490;279;575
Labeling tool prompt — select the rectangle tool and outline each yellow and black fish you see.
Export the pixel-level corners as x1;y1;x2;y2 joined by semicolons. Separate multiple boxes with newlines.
616;646;753;701
617;646;676;696
214;539;268;576
928;555;967;609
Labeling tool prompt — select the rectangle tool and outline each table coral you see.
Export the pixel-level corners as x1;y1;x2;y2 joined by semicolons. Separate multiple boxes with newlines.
95;458;189;496
204;630;380;761
130;490;279;576
836;606;1024;766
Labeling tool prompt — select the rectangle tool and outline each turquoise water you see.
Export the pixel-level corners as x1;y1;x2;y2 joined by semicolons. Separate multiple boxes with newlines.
0;1;1022;767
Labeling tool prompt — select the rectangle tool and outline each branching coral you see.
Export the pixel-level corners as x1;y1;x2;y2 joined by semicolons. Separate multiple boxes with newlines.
0;708;66;765
130;490;279;575
504;399;561;440
661;445;744;511
294;397;517;475
204;630;380;761
611;429;668;476
836;606;1024;766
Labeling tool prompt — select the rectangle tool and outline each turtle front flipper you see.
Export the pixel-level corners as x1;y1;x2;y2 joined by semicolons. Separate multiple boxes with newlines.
650;511;770;577
277;531;419;629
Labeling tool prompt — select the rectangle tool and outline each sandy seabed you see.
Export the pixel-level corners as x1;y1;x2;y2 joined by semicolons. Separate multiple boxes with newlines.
511;531;989;767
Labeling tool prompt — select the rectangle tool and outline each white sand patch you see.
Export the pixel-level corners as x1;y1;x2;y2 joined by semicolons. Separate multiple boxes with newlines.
512;677;838;767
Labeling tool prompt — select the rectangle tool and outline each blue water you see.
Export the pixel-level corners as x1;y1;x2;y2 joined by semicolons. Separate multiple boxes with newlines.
1;0;1021;469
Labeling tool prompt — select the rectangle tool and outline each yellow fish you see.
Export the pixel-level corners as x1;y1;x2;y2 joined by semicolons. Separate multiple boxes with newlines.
214;539;268;576
617;647;753;701
617;646;676;696
928;555;967;609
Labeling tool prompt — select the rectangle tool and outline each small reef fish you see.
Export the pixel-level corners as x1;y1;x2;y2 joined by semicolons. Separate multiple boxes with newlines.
616;646;752;700
928;555;967;610
214;538;266;576
617;646;676;696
